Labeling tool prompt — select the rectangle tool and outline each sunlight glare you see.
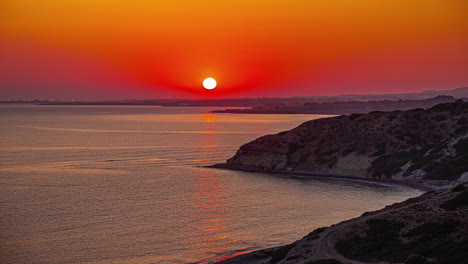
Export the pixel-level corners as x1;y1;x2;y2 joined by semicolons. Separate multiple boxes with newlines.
203;78;217;90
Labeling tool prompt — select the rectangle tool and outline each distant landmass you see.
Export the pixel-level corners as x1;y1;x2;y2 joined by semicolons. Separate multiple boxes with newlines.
302;86;468;102
2;87;467;110
215;100;468;184
218;182;468;264
212;95;460;115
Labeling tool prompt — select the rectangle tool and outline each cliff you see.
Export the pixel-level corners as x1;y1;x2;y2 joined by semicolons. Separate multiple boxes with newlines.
222;100;468;183
217;182;468;264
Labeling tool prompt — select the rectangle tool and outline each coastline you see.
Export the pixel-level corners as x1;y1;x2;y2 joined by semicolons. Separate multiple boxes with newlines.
207;164;443;193
202;164;445;263
209;180;468;264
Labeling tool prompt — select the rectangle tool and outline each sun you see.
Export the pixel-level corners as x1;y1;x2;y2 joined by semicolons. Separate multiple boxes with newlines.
203;77;217;90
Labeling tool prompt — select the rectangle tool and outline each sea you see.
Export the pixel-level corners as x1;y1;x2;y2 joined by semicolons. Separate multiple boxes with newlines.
0;104;422;264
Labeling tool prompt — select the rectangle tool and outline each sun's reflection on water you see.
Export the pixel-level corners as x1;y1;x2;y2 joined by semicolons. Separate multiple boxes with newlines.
189;113;237;261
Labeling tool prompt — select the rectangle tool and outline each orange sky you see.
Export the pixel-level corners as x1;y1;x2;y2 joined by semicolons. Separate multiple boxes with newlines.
1;0;467;99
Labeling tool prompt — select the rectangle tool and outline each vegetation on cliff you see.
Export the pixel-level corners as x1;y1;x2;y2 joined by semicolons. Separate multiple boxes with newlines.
224;100;468;182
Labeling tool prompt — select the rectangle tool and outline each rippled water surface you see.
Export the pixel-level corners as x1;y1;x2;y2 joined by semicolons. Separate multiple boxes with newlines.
0;105;422;264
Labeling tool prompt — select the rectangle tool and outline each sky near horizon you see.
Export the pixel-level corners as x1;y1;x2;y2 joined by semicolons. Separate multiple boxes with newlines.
1;0;467;100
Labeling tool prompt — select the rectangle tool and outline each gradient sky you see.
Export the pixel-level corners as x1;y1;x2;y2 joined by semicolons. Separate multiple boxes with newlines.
1;0;467;100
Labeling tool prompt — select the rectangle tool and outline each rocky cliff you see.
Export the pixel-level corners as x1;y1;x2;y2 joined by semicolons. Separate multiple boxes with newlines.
218;182;468;264
223;100;468;182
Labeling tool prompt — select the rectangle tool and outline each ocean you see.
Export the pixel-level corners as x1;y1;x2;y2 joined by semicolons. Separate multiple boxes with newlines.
0;105;422;264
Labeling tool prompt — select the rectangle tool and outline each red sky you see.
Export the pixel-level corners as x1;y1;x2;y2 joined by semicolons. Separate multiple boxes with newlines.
1;0;467;100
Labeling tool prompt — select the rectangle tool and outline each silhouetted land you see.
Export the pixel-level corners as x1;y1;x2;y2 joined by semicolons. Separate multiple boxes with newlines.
212;95;462;115
4;87;467;112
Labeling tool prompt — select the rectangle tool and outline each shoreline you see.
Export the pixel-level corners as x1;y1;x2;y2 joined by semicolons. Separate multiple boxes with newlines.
206;164;443;193
202;164;445;263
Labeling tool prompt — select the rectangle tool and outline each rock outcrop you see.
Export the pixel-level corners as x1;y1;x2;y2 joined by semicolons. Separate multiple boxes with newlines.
223;100;468;183
217;182;468;264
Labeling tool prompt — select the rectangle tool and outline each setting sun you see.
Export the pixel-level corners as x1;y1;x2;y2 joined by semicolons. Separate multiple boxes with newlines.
203;78;217;90
1;1;468;263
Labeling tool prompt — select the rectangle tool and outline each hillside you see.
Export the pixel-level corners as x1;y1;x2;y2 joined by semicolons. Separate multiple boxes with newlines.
220;100;468;183
217;182;468;264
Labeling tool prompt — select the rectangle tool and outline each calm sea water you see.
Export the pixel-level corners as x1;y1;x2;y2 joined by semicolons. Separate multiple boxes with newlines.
0;105;421;264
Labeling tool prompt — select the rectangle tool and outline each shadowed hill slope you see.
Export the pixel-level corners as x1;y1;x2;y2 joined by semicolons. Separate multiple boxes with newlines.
223;100;468;182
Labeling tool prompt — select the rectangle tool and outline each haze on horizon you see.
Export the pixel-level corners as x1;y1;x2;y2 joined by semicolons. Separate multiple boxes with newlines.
1;0;467;100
